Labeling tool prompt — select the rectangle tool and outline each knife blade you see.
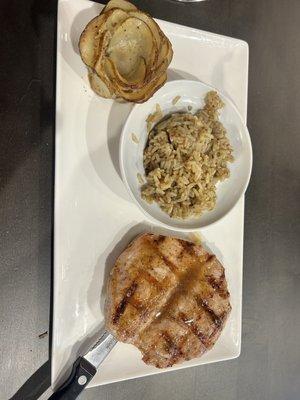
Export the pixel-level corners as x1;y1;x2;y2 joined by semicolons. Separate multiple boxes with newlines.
49;330;117;400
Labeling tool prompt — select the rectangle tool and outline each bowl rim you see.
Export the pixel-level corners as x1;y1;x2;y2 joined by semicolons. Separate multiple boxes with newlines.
119;79;253;231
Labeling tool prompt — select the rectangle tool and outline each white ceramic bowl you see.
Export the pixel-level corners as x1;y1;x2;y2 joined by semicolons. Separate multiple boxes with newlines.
120;80;252;230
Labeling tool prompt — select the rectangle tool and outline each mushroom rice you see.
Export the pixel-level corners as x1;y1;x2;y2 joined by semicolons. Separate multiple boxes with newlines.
141;91;234;219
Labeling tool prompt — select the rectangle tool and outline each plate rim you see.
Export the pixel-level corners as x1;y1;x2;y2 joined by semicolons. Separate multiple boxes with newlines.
119;79;253;231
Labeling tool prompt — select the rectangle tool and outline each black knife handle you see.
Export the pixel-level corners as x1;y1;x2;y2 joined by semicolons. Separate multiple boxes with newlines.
49;357;96;400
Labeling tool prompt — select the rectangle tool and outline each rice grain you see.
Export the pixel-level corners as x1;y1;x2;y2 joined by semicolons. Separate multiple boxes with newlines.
141;91;233;219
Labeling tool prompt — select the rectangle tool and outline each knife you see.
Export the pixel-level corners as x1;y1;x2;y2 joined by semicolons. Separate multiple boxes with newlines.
49;330;117;399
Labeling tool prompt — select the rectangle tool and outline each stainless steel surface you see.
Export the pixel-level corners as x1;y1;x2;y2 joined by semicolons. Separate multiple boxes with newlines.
1;0;300;399
84;331;117;369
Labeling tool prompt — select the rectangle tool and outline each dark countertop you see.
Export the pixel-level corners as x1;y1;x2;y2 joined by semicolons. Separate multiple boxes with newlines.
1;1;299;399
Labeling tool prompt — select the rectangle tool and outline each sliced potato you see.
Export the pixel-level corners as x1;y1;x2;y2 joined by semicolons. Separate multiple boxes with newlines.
88;68;114;98
80;9;129;68
96;19;155;91
99;8;129;35
102;0;137;14
157;36;171;67
79;14;106;67
128;11;173;68
79;0;173;102
128;10;162;51
116;72;167;103
154;39;173;76
107;17;155;79
107;57;147;85
93;10;133;85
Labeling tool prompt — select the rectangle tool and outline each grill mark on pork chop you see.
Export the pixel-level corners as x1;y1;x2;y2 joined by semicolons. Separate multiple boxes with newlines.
139;269;163;287
207;275;230;299
125;270;166;312
111;256;174;330
160;255;178;274
153;235;166;245
113;282;138;323
133;258;212;357
196;297;223;328
107;234;231;368
219;290;230;299
150;237;179;274
178;312;207;344
161;331;183;362
147;257;208;322
207;276;223;290
178;239;196;255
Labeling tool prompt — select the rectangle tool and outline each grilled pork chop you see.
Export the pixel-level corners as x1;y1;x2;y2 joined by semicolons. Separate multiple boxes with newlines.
106;234;231;368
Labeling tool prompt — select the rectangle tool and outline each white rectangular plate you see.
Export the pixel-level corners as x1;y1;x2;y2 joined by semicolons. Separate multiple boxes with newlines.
53;0;249;389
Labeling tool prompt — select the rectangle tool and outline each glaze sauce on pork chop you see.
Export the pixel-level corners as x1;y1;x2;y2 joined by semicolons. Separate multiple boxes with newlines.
106;234;231;368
